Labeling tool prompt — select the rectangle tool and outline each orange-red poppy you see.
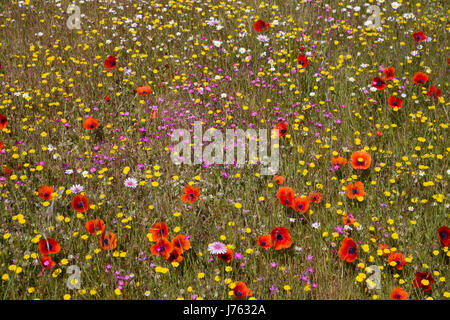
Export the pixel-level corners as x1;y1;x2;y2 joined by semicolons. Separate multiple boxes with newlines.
38;238;61;255
85;219;106;234
181;185;200;203
38;185;54;200
150;238;172;259
135;86;152;95
277;186;295;207
390;287;408;300
388;252;406;270
308;191;322;204
437;226;449;247
99;232;117;250
3;167;12;176
426;86;441;100
372;77;386;90
412;31;425;43
388;96;404;109
253;19;269;32
271;227;292;250
104;94;111;102
378;243;390;257
350;151;371;169
297;54;308;68
0;141;3;151
342;215;356;225
218;247;234;263
166;247;183;263
0;113;8;129
346;181;365;199
171;234;191;252
72;194;90;213
233;282;252;299
150;222;169;240
338;237;357;262
40;255;56;269
83;117;98;130
331;155;347;169
104;55;117;69
257;235;272;249
292;197;309;213
413;272;435;291
412;72;428;85
274;121;287;137
383;67;395;80
273;175;284;185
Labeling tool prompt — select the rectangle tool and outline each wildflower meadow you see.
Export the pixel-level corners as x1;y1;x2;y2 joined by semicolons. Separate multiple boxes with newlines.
0;0;448;302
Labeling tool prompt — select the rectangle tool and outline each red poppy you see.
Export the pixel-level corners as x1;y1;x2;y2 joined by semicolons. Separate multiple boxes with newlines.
376;131;383;137
338;237;357;262
383;67;395;81
218;247;234;263
0;114;8;129
271;227;292;250
150;238;172;259
0;141;3;151
390;287;408;300
181;185;200;203
38;238;61;255
426;86;441;100
372;77;386;90
273;175;284;185
331;156;347;169
38;185;54;200
257;235;272;249
274;121;287;137
85;219;106;234
104;55;117;69
308;191;322;204
277;186;295;207
413;272;435;291
104;94;111;102
72;194;90;213
3;167;12;176
171;234;191;252
350;151;371;170
346;181;365;199
166;247;183;263
135;85;152;95
253;19;269;32
150;222;168;240
388;252;406;270
412;72;428;85
99;232;117;250
297;54;308;68
292;197;309;213
40;255;56;269
233;282;252;298
437;226;449;247
342;215;356;225
83;116;98;130
412;31;426;43
388;96;404;109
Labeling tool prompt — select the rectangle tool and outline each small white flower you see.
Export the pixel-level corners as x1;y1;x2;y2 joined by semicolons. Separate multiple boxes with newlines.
408;206;414;212
212;40;222;48
124;178;138;188
208;242;227;255
391;2;401;9
312;222;320;229
65;169;74;175
70;184;84;194
238;47;246;54
257;34;269;42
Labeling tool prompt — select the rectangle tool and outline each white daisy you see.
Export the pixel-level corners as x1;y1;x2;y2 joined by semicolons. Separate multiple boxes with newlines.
208;242;227;255
124;178;138;188
70;184;84;194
